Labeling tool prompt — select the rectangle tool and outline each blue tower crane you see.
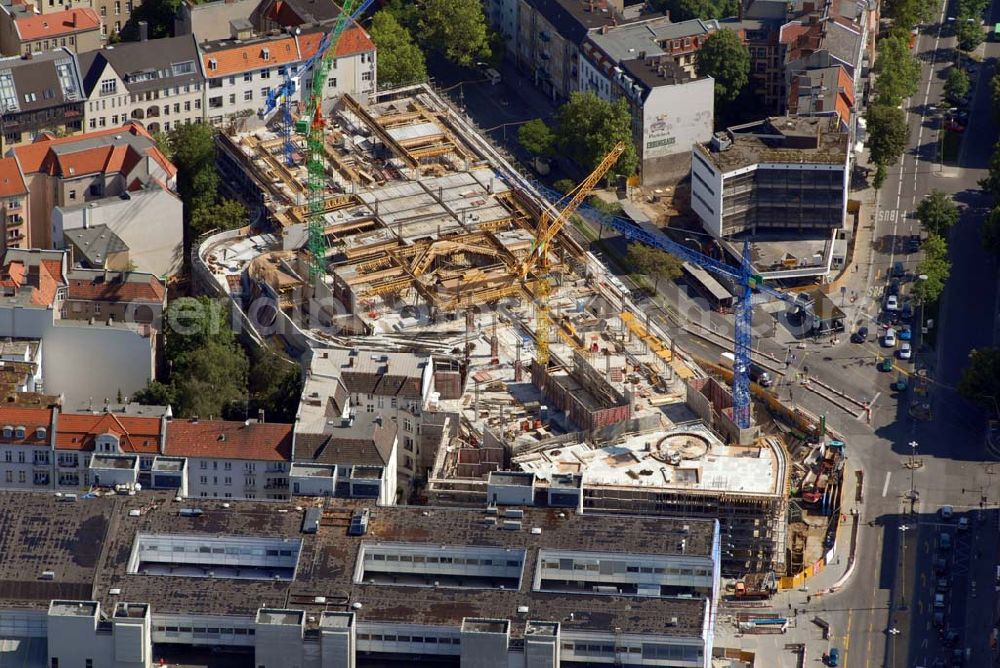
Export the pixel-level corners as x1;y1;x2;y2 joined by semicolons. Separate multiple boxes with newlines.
532;182;800;430
258;0;377;166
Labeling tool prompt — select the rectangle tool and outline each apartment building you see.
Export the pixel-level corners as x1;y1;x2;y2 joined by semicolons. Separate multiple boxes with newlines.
720;0;789;113
0;492;722;668
690;115;850;238
0;7;102;57
78;33;204;134
787;63;854;130
579;16;716;184
200;22;375;127
515;0;628;101
0;48;84;153
32;0;141;38
8;122;181;275
298;348;436;501
0;156;26;249
61;268;166;326
0;248;156;404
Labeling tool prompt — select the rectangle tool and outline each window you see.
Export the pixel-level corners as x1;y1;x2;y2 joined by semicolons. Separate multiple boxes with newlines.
17;471;24;483
327;77;337;89
209;96;223;109
17;451;24;463
3;451;9;462
260;68;270;79
4;471;10;483
243;72;252;83
114;0;119;13
244;90;253;102
229;94;236;104
115;21;120;32
224;462;232;470
200;476;207;484
200;461;207;469
183;100;190;112
51;659;58;668
361;71;372;81
100;79;116;95
224;477;231;486
260;87;268;99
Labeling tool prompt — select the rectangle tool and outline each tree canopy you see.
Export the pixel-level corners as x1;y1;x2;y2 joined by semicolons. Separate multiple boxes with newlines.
518;119;555;158
982;205;1000;255
955;18;984;52
958;347;1000;410
555;92;638;181
627;243;683;290
866;104;910;168
945;67;970;102
418;0;490;67
873;33;921;107
190;199;249;239
980;142;1000;198
648;0;740;21
121;0;181;40
695;29;750;108
911;233;951;304
370;10;427;87
915;190;959;237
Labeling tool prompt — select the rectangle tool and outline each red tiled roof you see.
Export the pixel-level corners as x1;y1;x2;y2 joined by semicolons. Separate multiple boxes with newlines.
298;25;374;61
166;419;293;462
15;8;101;41
56;412;161;453
0;407;53;445
0;157;26;197
12;123;161;176
66;273;166;304
202;36;299;77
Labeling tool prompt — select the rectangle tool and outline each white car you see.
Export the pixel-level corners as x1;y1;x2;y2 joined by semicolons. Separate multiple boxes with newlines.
886;295;899;311
897;341;912;360
883;328;897;347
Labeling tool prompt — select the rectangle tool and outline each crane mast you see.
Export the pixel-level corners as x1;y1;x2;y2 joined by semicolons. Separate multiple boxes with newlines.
526;142;627;366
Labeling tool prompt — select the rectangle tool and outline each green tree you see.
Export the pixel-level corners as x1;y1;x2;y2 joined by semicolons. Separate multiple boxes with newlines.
874;33;921;106
164;296;231;361
370;10;427;87
873;163;887;189
982;205;1000;254
627;243;683;290
518;119;555;158
955;17;984;52
990;71;1000;120
190;198;249;239
121;0;182;39
915;190;959;236
911;233;951;303
172;340;249;419
945;67;970;102
131;380;176;407
867;104;910;167
958;347;1000;410
553;178;576;195
649;0;739;20
979;143;1000;198
419;0;490;67
150;130;172;159
555;92;638;181
694;29;751;108
248;348;303;423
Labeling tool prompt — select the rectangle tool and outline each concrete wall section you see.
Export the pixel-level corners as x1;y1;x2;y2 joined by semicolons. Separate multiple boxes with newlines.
640;77;715;185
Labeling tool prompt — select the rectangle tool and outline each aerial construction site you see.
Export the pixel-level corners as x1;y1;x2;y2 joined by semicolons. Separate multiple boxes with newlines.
195;82;844;581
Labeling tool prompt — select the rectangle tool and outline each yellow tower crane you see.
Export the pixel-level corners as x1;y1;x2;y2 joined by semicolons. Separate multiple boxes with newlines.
522;141;627;365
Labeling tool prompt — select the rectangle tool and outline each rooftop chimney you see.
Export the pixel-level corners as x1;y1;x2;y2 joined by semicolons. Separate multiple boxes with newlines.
138;20;148;41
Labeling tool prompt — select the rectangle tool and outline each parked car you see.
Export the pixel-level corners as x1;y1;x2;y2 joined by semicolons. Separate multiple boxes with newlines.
888;280;900;296
934;592;946;608
935;557;949;574
883;328;897;347
899;325;912;341
826;647;840;666
937;577;950;591
901;302;914;320
934;610;946;627
892;261;906;277
907;235;922;252
886;295;899;311
940;505;954;519
852;326;869;343
940;532;952;550
958;516;969;531
879;357;894;372
898;342;912;360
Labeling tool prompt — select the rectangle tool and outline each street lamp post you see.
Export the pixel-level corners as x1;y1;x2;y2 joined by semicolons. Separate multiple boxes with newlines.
908;440;919;505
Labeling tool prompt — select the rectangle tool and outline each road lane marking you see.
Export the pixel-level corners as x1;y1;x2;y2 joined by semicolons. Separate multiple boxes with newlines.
883;471;892;497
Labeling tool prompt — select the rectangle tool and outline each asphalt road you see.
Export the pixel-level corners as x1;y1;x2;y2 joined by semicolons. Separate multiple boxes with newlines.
432;30;1000;667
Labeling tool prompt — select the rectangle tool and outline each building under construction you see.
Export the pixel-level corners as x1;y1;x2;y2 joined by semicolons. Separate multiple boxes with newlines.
428;420;788;576
198;82;790;577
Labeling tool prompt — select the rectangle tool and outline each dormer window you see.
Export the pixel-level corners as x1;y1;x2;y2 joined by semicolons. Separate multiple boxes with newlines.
2;425;12;439
36;427;46;440
208;58;218;71
14;425;25;439
261;47;270;60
